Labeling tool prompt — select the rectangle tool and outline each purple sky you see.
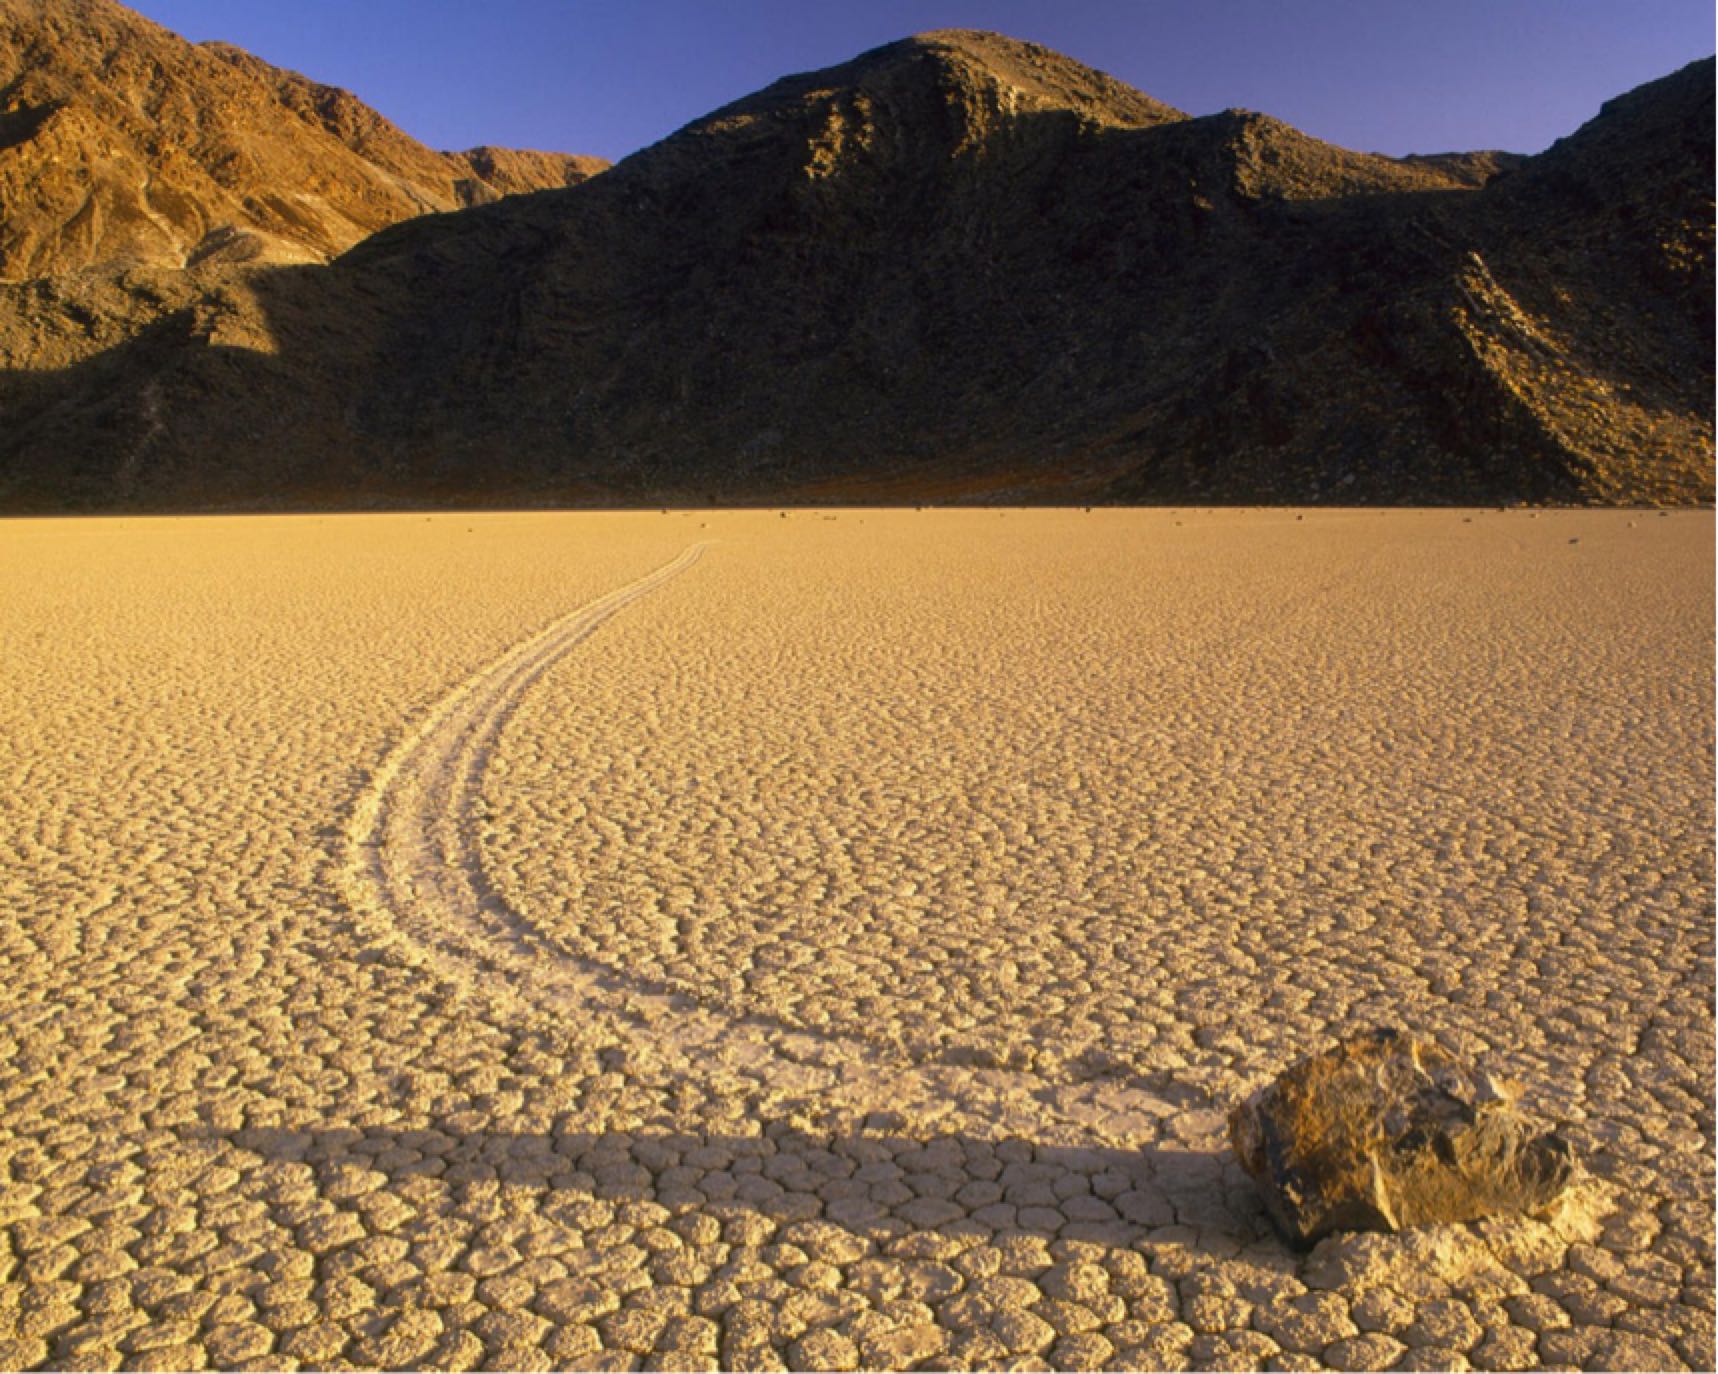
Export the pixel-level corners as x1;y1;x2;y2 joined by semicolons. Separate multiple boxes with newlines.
131;0;1713;163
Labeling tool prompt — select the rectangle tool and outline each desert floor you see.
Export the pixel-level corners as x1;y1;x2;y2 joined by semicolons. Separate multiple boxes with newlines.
0;508;1711;1373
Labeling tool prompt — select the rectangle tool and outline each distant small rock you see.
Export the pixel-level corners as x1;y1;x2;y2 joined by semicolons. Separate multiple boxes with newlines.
1229;1029;1577;1246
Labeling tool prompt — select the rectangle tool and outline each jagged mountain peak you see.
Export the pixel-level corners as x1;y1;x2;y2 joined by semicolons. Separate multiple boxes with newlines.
677;26;1186;142
852;29;1187;126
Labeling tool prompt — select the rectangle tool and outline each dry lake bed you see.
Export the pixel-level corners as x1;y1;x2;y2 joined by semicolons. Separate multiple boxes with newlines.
1;508;1712;1372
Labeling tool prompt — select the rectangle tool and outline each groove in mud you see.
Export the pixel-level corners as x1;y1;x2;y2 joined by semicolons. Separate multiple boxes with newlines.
334;539;1186;1130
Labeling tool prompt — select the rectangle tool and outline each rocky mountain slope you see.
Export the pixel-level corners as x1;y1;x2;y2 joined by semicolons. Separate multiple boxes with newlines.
0;19;1710;510
0;0;606;277
199;44;605;212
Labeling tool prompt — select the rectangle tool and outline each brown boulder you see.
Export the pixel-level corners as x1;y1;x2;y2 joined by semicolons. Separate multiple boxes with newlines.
1229;1029;1577;1247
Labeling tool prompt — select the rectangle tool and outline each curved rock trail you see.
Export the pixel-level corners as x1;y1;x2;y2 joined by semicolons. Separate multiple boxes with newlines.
336;540;1185;1137
340;544;708;1016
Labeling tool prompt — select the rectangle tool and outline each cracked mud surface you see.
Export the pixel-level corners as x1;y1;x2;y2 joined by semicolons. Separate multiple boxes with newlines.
1;508;1711;1371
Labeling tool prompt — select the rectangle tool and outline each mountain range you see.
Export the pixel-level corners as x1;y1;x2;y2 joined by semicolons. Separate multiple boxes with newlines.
0;0;1710;510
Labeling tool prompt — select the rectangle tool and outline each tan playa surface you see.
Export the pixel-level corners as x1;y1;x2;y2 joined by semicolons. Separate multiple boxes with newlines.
1;507;1712;1372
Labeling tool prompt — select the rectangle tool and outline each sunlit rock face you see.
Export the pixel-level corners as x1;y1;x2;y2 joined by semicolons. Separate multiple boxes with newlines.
0;0;606;278
1230;1029;1579;1247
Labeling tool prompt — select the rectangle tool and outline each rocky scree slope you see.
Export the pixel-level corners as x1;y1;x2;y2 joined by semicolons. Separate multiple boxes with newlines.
0;26;1710;509
0;0;606;278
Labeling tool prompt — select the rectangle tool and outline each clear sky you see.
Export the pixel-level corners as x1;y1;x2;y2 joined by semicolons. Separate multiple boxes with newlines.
131;0;1713;163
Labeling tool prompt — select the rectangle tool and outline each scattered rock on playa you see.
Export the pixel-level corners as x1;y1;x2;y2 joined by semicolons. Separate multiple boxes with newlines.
1229;1028;1578;1246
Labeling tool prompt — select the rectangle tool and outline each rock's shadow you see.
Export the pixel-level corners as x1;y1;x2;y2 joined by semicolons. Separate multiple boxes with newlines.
188;1120;1271;1252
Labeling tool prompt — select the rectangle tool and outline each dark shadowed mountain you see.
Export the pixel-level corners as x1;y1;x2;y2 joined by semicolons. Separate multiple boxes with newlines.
0;18;1710;510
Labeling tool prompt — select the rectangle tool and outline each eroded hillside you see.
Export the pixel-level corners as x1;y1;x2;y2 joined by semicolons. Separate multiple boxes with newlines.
0;0;606;276
0;20;1709;509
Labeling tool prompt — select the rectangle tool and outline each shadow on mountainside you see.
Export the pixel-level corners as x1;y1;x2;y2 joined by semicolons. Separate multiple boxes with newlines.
0;54;1710;512
0;189;1588;512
